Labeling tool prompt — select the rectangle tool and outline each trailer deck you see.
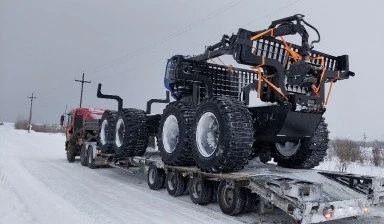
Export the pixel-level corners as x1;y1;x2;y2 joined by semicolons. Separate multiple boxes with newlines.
86;142;384;224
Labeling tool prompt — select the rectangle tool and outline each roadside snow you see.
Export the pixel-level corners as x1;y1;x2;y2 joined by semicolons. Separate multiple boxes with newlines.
315;159;384;178
0;123;383;224
0;124;244;224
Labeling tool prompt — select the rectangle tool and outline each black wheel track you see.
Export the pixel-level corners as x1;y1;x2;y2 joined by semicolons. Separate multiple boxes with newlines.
193;96;254;173
116;108;148;157
157;102;195;166
271;117;329;169
250;141;272;163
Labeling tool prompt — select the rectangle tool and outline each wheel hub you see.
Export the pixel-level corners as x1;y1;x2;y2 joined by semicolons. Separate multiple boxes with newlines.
100;119;108;145
275;140;301;157
167;173;176;191
115;118;125;147
222;188;234;207
88;148;92;164
196;112;219;158
148;169;155;185
192;180;202;198
162;115;179;153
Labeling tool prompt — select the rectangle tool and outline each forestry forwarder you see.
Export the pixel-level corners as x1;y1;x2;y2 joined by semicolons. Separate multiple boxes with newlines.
98;14;355;173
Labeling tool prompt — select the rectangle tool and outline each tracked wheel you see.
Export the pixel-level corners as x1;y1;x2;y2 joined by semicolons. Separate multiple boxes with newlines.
158;102;195;166
114;108;148;156
271;117;329;169
98;110;117;152
192;96;254;173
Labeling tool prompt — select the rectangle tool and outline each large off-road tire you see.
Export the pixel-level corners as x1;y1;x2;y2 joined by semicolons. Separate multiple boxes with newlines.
271;117;329;169
189;177;214;205
166;170;188;197
147;164;166;190
80;144;88;166
158;102;195;166
192;96;254;173
250;142;272;163
217;180;246;216
98;110;118;152
87;145;97;169
114;108;148;156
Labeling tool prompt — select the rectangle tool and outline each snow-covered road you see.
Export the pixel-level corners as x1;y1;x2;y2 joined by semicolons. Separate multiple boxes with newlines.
0;123;383;224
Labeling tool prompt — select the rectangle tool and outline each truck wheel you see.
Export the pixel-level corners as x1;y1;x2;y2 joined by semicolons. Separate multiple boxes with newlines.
217;180;246;216
147;164;165;190
158;102;195;166
189;177;213;205
271;117;329;169
66;145;76;163
192;96;254;173
166;170;187;197
80;144;87;166
114;108;148;156
98;110;117;152
87;145;97;169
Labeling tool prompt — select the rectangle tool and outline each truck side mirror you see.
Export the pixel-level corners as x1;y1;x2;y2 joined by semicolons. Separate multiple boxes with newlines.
60;115;65;126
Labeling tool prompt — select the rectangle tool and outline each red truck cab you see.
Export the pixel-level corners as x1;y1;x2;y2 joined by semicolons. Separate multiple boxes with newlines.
61;107;106;162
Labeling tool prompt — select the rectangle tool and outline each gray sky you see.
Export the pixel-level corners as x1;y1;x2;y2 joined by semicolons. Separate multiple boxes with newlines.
1;0;383;140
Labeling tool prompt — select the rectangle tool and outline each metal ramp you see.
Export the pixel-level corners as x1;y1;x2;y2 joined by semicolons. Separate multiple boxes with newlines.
128;155;384;223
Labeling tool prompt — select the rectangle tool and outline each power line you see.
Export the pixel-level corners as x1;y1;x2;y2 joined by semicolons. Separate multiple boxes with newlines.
75;72;91;108
29;1;245;98
27;93;37;133
34;0;303;108
94;0;303;81
89;0;245;76
242;0;303;27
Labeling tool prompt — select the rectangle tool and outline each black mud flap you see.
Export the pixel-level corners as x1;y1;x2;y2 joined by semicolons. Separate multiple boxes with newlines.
249;105;322;141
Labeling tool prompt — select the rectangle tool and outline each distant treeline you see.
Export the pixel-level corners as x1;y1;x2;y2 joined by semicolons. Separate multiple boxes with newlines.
328;139;384;168
14;118;63;133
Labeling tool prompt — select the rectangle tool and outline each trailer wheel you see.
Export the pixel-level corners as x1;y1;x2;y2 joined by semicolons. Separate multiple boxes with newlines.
158;102;195;166
87;145;97;169
242;188;259;213
217;180;246;216
271;117;329;169
192;96;254;173
189;177;214;205
114;108;148;156
147;164;165;190
80;144;88;166
98;110;117;152
166;170;187;197
211;181;219;203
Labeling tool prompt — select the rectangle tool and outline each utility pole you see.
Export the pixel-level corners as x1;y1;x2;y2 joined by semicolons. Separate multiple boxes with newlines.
27;93;37;133
75;72;91;108
363;132;367;148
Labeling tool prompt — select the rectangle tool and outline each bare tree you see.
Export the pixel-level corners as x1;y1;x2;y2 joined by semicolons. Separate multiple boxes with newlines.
14;118;29;130
331;138;363;172
331;139;362;163
372;148;382;167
